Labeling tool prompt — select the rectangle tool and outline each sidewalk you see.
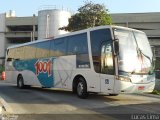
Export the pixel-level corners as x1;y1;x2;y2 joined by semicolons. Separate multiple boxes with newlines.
0;97;17;120
0;98;7;114
0;97;13;114
0;98;5;120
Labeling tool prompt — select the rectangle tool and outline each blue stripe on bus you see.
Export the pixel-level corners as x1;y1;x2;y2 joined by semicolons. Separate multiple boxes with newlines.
13;58;54;87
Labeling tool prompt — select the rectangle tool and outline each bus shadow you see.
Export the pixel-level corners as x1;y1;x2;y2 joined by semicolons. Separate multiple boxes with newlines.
30;86;120;100
2;84;120;106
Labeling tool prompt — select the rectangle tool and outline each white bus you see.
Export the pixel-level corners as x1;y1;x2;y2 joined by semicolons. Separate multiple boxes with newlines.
5;25;155;98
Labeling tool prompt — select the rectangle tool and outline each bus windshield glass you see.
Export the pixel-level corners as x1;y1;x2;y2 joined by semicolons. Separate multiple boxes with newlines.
114;28;154;75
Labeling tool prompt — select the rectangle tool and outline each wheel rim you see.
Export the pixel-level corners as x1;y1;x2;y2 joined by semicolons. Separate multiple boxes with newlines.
77;82;83;96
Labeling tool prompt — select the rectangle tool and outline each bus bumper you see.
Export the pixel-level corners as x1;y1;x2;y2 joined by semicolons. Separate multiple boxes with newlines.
114;80;155;93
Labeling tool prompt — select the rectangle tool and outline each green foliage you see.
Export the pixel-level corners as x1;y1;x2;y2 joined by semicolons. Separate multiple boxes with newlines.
60;1;112;31
152;90;160;95
0;65;5;73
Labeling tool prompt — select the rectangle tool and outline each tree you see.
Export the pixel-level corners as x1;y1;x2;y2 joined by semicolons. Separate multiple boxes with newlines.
60;1;112;31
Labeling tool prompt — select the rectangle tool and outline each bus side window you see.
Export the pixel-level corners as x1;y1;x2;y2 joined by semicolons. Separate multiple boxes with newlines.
15;47;25;60
54;38;67;56
24;44;37;60
36;41;51;58
7;49;15;62
73;46;78;54
67;33;88;55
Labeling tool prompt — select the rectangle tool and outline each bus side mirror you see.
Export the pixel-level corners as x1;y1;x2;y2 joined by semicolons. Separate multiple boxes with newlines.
114;40;119;55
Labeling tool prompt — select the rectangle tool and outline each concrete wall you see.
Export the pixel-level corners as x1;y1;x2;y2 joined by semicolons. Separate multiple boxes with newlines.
0;14;6;64
6;16;38;26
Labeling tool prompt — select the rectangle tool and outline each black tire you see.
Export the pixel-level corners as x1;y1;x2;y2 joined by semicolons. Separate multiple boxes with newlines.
76;77;88;99
72;82;77;94
72;87;77;94
17;75;25;89
108;94;119;96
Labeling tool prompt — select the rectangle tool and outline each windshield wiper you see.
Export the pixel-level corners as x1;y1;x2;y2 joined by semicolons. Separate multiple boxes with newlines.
137;47;152;64
133;31;154;72
136;47;154;74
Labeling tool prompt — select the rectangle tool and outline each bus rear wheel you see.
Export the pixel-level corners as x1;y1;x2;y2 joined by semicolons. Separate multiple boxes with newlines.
109;94;119;96
17;75;25;89
76;78;88;99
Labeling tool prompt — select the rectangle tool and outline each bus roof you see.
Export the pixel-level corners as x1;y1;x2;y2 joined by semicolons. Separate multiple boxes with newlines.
7;25;145;49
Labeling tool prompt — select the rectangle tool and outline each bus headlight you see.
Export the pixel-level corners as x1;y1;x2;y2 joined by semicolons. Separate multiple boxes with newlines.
116;76;131;82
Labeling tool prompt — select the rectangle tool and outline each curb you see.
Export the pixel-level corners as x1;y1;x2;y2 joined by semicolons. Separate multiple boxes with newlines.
134;93;160;99
0;97;13;113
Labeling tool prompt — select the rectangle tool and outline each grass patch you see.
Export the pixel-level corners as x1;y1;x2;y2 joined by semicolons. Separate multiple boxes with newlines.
152;90;160;95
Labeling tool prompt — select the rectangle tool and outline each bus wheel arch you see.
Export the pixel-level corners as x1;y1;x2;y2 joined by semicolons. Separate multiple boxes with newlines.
72;75;88;99
17;74;25;89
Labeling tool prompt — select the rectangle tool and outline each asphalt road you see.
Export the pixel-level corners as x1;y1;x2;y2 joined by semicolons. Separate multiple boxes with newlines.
0;82;160;120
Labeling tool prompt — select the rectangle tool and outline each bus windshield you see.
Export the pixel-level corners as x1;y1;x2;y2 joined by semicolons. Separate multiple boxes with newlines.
114;28;154;75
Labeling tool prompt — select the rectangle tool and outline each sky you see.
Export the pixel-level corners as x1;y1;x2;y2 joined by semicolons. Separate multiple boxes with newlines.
0;0;160;16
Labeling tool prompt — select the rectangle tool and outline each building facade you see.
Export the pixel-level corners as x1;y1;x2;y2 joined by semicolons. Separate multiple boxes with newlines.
0;9;71;65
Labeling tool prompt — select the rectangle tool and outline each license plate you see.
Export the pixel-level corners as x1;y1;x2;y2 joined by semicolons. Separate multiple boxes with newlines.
138;86;145;90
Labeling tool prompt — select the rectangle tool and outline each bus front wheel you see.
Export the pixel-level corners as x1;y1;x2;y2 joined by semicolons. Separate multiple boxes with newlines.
17;75;25;89
77;78;88;99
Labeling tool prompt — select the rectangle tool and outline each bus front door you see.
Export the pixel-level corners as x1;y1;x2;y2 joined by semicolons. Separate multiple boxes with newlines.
100;43;115;93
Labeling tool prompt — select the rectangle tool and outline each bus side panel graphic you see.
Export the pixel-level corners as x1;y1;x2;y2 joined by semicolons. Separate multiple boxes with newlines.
13;58;54;87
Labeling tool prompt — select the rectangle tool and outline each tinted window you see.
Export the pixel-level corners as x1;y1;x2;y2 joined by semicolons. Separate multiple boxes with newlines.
7;48;16;61
24;44;37;60
36;41;51;58
7;47;25;61
67;33;88;55
50;39;55;57
90;29;112;73
15;47;25;60
54;38;67;56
